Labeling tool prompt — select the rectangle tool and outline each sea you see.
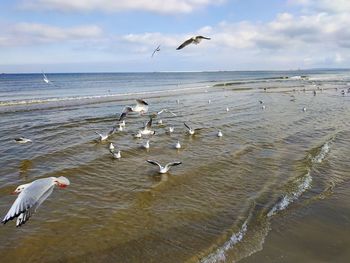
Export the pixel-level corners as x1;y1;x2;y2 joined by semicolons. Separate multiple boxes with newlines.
0;69;349;262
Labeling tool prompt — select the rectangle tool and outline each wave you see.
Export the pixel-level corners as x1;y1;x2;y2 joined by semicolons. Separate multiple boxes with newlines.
201;220;248;263
0;85;212;107
267;171;312;217
199;137;334;262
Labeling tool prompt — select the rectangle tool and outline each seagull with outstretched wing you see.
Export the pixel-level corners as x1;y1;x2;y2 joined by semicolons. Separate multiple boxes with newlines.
146;160;182;174
176;36;211;50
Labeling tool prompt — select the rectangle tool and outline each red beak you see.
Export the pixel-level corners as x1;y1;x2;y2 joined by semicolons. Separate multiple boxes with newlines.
11;191;17;195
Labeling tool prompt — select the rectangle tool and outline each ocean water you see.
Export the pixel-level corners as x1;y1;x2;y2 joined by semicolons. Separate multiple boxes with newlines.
0;70;349;262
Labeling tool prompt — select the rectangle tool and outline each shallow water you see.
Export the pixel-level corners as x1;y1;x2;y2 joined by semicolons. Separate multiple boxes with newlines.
0;70;349;262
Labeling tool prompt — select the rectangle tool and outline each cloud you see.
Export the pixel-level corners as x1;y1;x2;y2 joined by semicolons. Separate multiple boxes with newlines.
0;23;103;46
22;0;225;14
289;0;350;14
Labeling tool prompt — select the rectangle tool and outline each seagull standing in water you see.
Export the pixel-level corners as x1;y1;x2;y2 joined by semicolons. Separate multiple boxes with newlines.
2;176;70;227
176;36;211;50
217;130;223;137
118;99;149;121
143;140;150;149
151;45;160;58
146;160;182;174
110;150;121;159
175;140;181;149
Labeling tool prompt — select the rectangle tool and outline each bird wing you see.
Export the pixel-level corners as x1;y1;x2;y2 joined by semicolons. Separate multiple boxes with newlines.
151;45;160;57
165;162;182;169
108;126;117;136
157;109;177;116
119;106;133;121
2;178;55;225
176;38;194;50
146;160;162;168
197;36;211;40
145;117;153;130
136;99;148;106
184;122;191;130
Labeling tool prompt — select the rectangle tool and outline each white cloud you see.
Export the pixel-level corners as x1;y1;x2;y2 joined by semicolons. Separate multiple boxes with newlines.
22;0;224;14
0;23;103;46
289;0;350;14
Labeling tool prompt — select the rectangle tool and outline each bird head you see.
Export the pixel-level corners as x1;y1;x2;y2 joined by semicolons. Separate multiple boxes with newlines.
12;183;31;194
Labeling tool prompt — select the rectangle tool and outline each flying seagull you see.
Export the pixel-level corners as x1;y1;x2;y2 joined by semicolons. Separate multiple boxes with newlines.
2;176;70;227
156;108;177;117
146;160;182;174
176;36;211;50
151;45;160;57
139;117;156;135
42;71;50;84
184;122;201;135
119;99;149;121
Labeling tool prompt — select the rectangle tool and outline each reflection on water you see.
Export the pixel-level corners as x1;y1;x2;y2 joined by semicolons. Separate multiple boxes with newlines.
0;71;350;262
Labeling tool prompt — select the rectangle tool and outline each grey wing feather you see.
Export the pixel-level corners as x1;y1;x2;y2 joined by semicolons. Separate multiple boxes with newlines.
197;36;211;40
146;117;153;129
147;160;161;168
119;106;132;121
165;162;182;169
184;122;191;130
176;38;194;50
136;99;148;106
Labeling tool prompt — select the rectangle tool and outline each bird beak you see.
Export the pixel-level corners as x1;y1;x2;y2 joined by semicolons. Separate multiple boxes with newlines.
58;183;68;189
11;191;17;195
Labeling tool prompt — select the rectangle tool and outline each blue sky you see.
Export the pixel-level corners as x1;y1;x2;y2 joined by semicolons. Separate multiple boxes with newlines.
1;0;349;73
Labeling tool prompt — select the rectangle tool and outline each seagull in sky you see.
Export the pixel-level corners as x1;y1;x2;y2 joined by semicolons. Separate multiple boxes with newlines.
176;36;211;50
151;45;160;57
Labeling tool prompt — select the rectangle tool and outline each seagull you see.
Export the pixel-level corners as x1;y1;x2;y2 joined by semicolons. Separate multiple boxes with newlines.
184;122;201;135
175;140;181;149
156;108;177;117
176;36;211;50
117;124;124;132
146;160;182;174
109;143;115;151
226;107;230;112
42;71;50;84
262;105;266;110
143;140;150;149
14;137;32;144
176;99;180;104
217;130;223;137
168;126;174;133
95;127;115;141
140;117;156;135
157;119;163;125
259;100;264;104
151;45;160;58
118;99;149;121
208;99;211;104
302;107;307;112
110;150;121;159
2;176;70;227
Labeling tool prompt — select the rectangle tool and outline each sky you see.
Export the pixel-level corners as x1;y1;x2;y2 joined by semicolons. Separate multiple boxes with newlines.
0;0;349;73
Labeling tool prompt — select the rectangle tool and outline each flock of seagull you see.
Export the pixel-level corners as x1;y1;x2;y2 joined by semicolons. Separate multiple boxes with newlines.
3;35;212;227
5;34;348;228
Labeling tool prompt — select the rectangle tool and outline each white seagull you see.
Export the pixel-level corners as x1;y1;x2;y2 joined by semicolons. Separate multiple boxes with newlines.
184;122;201;135
168;126;174;133
217;130;223;137
226;107;230;112
2;176;70;227
111;150;121;159
14;137;32;144
143;140;150;149
42;71;50;84
175;140;181;149
109;143;115;151
119;120;126;127
118;99;149;121
146;160;182;174
302;107;307;112
176;36;211;50
156;108;177;117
